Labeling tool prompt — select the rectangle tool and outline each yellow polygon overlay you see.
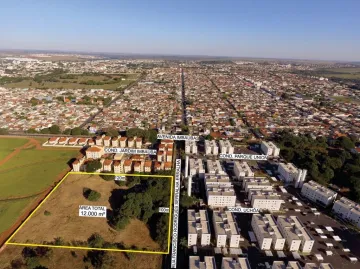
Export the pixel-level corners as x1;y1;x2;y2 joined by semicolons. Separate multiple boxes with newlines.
6;172;174;255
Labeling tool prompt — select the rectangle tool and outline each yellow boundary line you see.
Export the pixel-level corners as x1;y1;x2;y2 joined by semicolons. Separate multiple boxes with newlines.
5;171;174;255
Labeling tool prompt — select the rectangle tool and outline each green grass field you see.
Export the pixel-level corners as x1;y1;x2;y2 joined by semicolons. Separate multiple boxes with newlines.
2;73;139;90
332;96;360;104
317;68;360;79
0;137;79;235
0;197;38;233
0;138;28;160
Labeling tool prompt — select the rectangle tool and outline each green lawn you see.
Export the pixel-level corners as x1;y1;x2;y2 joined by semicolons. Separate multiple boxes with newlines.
0;138;28;160
0;197;38;233
0;154;78;198
332;96;360;104
0;149;77;171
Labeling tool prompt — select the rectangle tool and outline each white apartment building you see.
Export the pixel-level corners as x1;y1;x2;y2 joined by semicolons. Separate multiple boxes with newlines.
286;261;302;269
213;211;241;248
189;256;217;269
301;181;337;207
251;214;285;250
189;158;205;179
332;197;360;228
206;160;226;175
205;140;219;155
207;185;236;208
85;146;104;159
205;174;232;187
272;261;285;269
261;141;280;157
277;163;307;188
221;257;251;269
276;216;314;253
219;140;234;154
249;191;284;211
188;210;211;247
234;161;254;179
185;140;198;154
242;178;273;193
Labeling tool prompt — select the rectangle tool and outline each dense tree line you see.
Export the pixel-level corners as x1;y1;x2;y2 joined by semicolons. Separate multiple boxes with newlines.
126;128;158;144
27;125;89;135
110;177;171;250
275;131;360;201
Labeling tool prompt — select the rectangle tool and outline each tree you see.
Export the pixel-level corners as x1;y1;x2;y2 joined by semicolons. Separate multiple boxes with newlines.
337;136;355;150
40;128;50;134
180;192;198;208
71;127;82;136
27;128;38;134
204;134;214;140
87;251;115;269
179;237;188;249
100;174;115;181
114;215;130;230
0;128;9;135
83;188;101;201
81;129;90;135
85;160;102;172
88;233;104;248
155;214;169;250
105;128;119;137
49;125;61;134
62;128;71;135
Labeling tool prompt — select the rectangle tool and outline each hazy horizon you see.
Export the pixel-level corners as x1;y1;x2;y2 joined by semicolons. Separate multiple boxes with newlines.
1;0;359;61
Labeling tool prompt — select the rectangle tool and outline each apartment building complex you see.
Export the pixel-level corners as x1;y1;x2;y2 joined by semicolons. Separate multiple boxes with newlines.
261;141;280;157
251;214;285;250
248;191;284;211
242;178;273;193
205;174;232;187
206;160;226;175
277;162;307;188
189;256;217;269
207;185;237;207
332;197;360;228
185;140;198;154
219;140;234;154
187;210;211;247
276;215;315;253
221;257;251;269
189;158;205;179
213;211;241;248
205;140;219;155
233;161;254;179
301;181;337;207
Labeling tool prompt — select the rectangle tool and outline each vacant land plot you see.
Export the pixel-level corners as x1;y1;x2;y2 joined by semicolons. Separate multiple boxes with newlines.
2;73;139;90
0;245;162;269
0;137;79;235
9;174;171;252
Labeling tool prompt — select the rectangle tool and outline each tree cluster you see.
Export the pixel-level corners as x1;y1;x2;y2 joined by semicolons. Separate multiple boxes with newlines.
126;128;158;144
275;131;360;201
85;160;102;172
83;188;101;201
110;177;171;250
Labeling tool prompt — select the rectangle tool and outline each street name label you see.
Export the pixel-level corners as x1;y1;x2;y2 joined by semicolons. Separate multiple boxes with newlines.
219;153;268;160
104;148;157;155
159;207;170;213
79;205;107;218
115;176;126;181
157;134;199;141
228;207;260;213
171;159;181;268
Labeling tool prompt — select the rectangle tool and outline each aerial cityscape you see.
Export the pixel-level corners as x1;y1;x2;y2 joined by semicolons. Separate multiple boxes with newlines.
0;1;360;269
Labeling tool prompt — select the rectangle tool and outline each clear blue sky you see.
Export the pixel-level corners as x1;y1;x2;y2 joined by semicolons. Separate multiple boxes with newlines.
0;0;359;61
